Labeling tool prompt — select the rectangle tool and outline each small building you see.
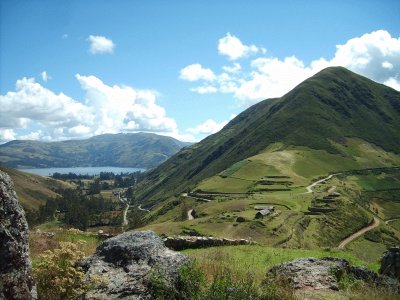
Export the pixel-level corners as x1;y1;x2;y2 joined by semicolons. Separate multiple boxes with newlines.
255;209;271;219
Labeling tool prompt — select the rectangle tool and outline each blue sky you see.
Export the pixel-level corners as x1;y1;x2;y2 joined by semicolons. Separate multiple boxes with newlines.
1;0;399;143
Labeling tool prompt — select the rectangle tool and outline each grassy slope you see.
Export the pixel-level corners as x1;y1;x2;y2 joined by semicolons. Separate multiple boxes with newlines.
136;67;400;207
139;140;400;256
0;165;72;210
0;132;188;169
197;138;400;193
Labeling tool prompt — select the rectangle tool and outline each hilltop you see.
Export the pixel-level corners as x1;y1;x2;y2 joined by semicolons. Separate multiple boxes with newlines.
135;67;400;206
0;132;190;169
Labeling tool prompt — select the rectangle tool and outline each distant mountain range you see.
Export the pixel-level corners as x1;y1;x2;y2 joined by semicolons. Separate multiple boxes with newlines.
0;133;191;169
135;67;400;206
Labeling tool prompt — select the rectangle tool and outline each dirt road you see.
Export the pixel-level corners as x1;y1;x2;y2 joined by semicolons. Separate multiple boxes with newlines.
337;217;380;249
187;209;194;220
304;173;340;194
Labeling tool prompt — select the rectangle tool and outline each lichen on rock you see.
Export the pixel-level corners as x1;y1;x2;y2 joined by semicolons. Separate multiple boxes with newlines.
82;230;188;299
0;170;36;299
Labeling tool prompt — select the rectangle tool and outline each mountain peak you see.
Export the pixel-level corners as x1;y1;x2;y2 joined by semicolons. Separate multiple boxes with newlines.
136;67;400;205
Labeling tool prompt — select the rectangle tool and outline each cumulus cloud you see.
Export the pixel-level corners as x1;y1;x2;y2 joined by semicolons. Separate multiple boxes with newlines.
0;129;16;143
187;115;236;137
179;64;216;81
191;86;218;94
0;75;193;142
222;63;242;74
218;33;261;60
187;119;229;135
182;30;400;107
88;35;115;54
40;71;51;82
0;77;92;130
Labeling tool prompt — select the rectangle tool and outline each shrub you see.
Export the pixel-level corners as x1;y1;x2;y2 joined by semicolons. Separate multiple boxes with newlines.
150;261;205;300
33;241;88;300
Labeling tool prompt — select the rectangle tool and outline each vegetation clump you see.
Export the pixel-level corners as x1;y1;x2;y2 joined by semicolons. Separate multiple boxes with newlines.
33;241;88;300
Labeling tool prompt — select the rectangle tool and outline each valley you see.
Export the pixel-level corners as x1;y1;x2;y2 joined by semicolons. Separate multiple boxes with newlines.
2;66;400;299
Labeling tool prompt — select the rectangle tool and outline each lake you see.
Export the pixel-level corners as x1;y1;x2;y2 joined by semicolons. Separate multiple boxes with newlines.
19;166;145;176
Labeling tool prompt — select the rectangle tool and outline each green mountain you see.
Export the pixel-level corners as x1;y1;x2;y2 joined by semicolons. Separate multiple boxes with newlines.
0;132;190;169
136;67;400;206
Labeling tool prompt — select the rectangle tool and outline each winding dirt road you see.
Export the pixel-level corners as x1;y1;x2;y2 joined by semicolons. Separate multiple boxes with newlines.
304;173;340;194
187;209;194;220
181;193;212;202
122;204;129;227
337;217;380;249
138;204;150;212
385;218;400;225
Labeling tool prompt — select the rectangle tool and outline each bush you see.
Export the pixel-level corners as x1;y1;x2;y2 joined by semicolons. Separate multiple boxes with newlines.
33;241;88;300
150;261;205;300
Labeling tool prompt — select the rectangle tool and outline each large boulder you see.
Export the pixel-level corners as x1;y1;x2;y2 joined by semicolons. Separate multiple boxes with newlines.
0;170;36;299
380;246;400;280
268;257;400;292
82;231;188;299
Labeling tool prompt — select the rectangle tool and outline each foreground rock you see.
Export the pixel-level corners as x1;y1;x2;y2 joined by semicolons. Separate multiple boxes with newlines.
380;246;400;280
268;257;400;292
82;231;188;299
164;236;255;250
0;171;36;299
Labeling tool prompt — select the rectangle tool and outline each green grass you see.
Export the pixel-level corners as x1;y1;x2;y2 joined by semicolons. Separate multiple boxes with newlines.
183;244;379;283
388;219;400;231
345;236;386;267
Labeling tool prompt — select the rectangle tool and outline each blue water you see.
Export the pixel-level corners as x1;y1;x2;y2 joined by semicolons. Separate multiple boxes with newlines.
19;166;145;176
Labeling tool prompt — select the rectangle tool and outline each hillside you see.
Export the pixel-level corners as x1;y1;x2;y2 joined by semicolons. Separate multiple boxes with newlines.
136;67;400;206
0;165;73;210
0;132;190;169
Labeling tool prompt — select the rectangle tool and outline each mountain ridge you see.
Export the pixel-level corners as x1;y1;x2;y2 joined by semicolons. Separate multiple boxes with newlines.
0;132;191;169
135;67;400;206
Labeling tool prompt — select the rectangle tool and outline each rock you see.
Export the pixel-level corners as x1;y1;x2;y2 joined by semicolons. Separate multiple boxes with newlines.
82;231;188;299
236;216;246;222
268;257;348;290
268;257;400;292
380;246;400;280
0;170;36;299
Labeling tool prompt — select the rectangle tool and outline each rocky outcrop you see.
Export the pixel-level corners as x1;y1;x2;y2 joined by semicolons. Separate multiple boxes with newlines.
164;236;255;251
0;170;36;299
82;231;188;299
380;246;400;279
268;257;400;292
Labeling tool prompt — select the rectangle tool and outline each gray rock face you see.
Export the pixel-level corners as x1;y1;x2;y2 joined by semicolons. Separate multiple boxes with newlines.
0;170;36;299
268;257;400;292
380;246;400;279
164;236;255;251
82;231;188;299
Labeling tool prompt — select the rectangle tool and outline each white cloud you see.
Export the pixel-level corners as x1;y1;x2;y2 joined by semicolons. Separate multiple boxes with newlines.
88;35;115;54
191;86;218;94
382;61;393;69
0;129;16;143
384;78;400;90
218;33;260;60
187;119;229;135
222;63;241;74
179;64;216;81
183;30;400;107
40;71;51;82
0;77;92;130
0;75;193;142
